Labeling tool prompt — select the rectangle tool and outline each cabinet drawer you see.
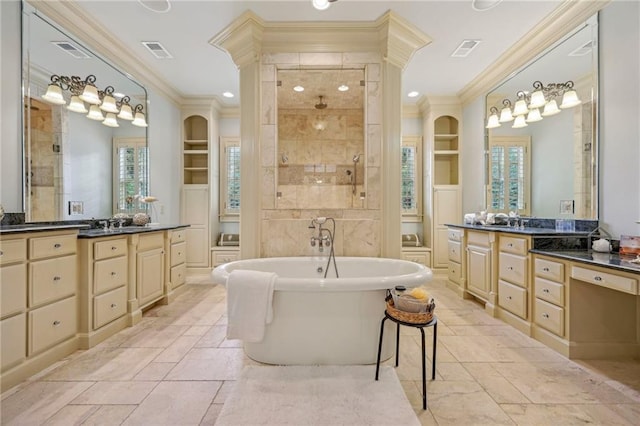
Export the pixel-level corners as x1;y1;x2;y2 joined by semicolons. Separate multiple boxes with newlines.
448;261;461;284
29;296;77;355
213;251;239;266
29;255;77;308
499;235;528;255
447;229;462;242
448;241;461;263
571;266;638;295
402;252;429;266
0;238;27;265
535;258;564;282
138;232;164;251
1;313;26;371
171;263;187;288
94;256;128;294
534;277;564;306
499;252;527;287
467;231;491;247
94;238;127;260
534;298;564;336
29;234;76;260
171;229;186;244
1;263;26;318
171;242;187;267
93;286;127;329
498;279;527;318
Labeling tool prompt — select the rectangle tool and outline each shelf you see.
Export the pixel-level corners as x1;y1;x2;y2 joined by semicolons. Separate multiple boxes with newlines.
184;150;208;155
434;134;458;140
434;150;459;156
184;167;208;171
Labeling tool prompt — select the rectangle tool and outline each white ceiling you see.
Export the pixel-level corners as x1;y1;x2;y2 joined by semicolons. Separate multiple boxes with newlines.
56;0;566;106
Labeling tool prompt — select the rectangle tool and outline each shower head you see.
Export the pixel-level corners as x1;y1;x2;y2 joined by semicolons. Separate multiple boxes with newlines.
352;154;361;163
315;96;327;110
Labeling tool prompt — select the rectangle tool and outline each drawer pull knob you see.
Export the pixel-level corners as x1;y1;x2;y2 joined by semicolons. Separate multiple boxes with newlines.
53;320;61;326
111;272;117;276
0;251;3;256
178;252;182;255
542;313;549;319
507;266;513;270
594;276;602;281
112;246;117;250
54;243;62;249
543;267;550;272
508;243;513;247
53;276;61;281
507;296;512;300
111;303;117;308
543;288;550;293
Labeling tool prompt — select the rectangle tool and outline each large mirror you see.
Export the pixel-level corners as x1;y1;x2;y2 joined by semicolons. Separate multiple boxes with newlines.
276;69;366;210
484;14;598;220
22;2;148;222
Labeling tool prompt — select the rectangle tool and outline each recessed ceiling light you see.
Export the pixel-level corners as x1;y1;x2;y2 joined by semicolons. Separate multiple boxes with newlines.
293;85;305;92
338;85;349;92
222;91;234;98
138;0;171;13
407;91;419;98
472;0;503;12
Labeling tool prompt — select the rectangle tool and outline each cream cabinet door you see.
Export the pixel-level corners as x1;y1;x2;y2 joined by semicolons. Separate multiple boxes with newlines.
467;245;491;300
186;227;209;267
137;247;165;307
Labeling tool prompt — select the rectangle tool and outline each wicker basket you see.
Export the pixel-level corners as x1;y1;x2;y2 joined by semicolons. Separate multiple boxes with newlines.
385;293;435;324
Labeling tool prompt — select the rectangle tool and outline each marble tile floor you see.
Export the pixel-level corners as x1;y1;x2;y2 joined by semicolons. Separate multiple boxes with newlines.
2;275;639;425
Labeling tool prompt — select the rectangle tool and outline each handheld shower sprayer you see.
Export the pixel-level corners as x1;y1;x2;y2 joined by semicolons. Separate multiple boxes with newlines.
352;154;361;163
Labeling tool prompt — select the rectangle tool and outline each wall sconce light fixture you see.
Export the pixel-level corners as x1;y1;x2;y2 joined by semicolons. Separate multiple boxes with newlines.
487;80;581;130
41;74;148;128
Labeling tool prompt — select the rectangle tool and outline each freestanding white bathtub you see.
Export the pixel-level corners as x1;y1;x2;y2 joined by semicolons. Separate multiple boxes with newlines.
211;256;433;365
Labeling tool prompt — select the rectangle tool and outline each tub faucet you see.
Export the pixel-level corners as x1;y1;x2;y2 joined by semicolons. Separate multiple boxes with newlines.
308;217;339;278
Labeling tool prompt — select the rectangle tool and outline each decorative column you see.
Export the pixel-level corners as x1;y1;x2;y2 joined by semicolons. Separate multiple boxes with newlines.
377;12;431;258
210;12;265;259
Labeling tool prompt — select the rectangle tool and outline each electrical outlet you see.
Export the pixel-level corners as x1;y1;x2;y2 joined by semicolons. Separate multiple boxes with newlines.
160;204;165;214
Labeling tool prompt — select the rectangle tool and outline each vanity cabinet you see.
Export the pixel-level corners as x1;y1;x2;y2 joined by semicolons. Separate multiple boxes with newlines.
136;232;165;308
168;228;187;291
465;231;496;310
401;247;431;267
496;234;531;334
446;229;464;295
1;230;78;392
1;236;27;373
77;235;129;349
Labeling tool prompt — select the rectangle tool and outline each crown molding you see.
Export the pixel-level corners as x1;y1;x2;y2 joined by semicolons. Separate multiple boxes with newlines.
209;10;265;69
27;0;183;106
402;104;421;119
458;0;611;106
376;11;432;70
211;10;430;69
220;107;241;119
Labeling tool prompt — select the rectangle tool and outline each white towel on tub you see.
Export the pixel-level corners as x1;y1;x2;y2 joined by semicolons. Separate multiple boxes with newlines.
226;270;277;342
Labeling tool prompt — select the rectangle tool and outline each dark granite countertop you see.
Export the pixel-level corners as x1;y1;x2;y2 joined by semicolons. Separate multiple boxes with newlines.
0;224;89;234
530;249;640;274
78;224;189;238
447;223;591;236
1;223;189;237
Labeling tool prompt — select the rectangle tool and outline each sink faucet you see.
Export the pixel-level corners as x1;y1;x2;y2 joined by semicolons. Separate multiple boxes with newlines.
98;220;109;231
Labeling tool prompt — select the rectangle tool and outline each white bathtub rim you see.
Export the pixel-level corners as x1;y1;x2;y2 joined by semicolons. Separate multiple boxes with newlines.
211;256;433;292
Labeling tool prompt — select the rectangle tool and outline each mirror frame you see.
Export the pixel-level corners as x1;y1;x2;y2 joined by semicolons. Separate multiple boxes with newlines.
21;1;149;221
483;14;599;220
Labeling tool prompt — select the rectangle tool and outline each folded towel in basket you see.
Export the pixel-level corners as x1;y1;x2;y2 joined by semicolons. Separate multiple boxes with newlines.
226;269;277;342
219;233;240;246
401;234;421;247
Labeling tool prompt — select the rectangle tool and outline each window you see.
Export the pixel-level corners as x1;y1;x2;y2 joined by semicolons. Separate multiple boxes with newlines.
401;136;422;219
113;138;148;215
220;137;240;219
487;136;530;215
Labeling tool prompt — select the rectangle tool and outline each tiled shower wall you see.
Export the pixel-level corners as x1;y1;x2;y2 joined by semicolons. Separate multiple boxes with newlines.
260;52;383;257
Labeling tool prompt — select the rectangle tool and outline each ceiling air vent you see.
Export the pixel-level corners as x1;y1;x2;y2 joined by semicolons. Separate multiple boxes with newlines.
52;41;90;59
142;41;173;59
569;40;594;57
451;39;481;58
